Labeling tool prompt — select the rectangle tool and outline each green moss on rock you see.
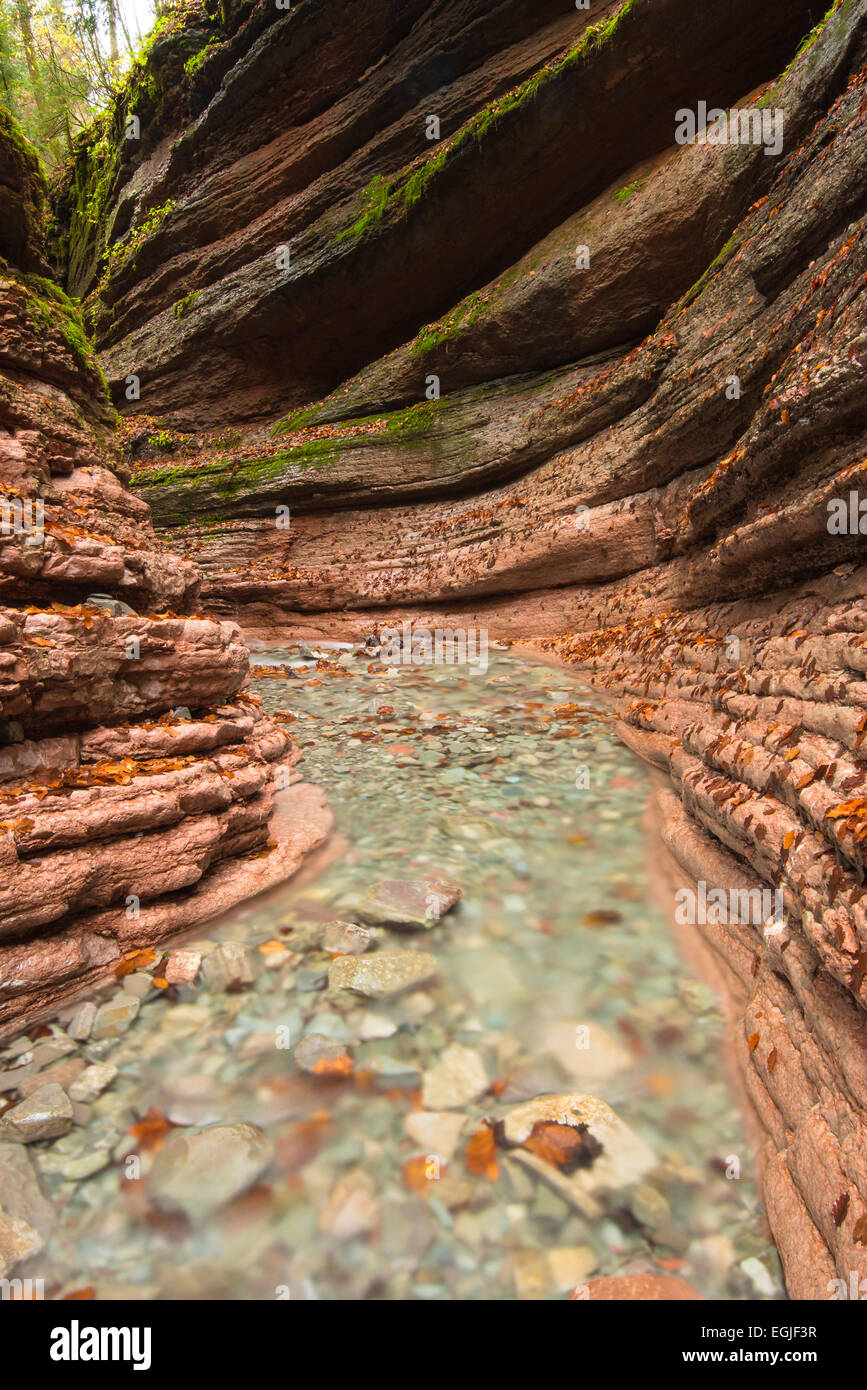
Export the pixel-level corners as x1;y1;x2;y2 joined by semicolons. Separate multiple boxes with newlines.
0;256;109;393
331;0;639;246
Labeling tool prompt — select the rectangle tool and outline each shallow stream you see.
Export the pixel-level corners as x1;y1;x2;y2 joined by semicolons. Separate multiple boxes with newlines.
0;645;782;1300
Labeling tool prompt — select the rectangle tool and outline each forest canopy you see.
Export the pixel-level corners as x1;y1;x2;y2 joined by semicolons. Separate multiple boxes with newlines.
0;0;158;167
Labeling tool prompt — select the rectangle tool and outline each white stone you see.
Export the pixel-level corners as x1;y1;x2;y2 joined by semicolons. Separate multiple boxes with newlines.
404;1110;467;1162
421;1044;488;1110
68;1063;117;1104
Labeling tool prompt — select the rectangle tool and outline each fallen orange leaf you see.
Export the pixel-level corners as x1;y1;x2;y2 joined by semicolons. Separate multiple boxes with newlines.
465;1123;499;1180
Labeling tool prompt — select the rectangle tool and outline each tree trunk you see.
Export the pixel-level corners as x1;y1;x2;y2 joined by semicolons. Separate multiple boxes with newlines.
116;0;136;57
0;14;19;114
106;0;119;63
13;0;45;117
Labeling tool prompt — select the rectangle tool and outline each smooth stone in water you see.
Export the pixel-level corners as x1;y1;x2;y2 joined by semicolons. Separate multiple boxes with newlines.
583;1274;703;1300
293;1033;351;1075
353;875;462;929
0;1141;56;1239
29;1039;77;1068
0;1206;43;1274
148;1122;273;1222
92;995;140;1039
201;943;254;991
317;1169;379;1239
501;1094;656;1212
68;1063;118;1104
56;1152;111;1182
404;1111;467;1162
355;1011;398;1041
329;952;438;999
164;950;202;985
364;1055;421;1088
547;1246;597;1292
421;1044;488;1110
122;973;156;999
295;964;329;992
66;1000;97;1041
323;920;373;955
539;1021;631;1085
0;1084;74;1143
17;1056;84;1099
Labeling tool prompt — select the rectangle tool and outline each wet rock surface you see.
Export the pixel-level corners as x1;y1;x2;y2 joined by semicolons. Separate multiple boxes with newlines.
329;952;440;999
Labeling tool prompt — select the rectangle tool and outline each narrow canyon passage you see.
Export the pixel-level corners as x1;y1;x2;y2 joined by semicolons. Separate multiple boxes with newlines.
2;0;866;1325
0;646;778;1300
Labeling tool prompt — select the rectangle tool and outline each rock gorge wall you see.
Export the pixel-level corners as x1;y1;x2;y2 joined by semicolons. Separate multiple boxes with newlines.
0;106;330;1042
51;0;867;1297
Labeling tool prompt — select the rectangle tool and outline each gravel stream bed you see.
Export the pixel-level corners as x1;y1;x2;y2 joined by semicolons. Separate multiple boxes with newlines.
0;644;782;1301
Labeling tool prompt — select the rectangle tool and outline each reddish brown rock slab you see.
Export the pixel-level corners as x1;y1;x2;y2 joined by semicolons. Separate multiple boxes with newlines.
0;609;249;737
0;783;333;1043
580;1274;704;1301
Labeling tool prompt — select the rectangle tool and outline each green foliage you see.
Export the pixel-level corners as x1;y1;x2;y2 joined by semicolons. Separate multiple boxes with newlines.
104;196;173;274
184;36;217;79
677;232;740;312
411;290;486;355
333;173;391;244
272;397;440;441
269;403;323;435
758;0;846;107
0;0;160;170
172;287;199;318
0;252;108;392
613;178;643;203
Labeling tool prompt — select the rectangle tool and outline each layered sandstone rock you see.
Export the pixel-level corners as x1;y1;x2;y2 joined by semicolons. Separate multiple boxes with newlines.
72;0;865;637
550;579;867;1299
0;106;330;1040
54;0;827;422
51;0;867;1297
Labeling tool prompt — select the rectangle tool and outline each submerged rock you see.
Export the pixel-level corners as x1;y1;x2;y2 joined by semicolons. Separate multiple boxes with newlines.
580;1274;703;1301
148;1122;273;1222
421;1044;488;1110
539;1021;632;1086
404;1111;467;1162
0;1141;56;1240
328;952;439;999
0;1206;43;1275
323;920;373;955
202;943;255;991
317;1169;379;1239
66;1002;97;1042
92;995;140;1039
293;1033;353;1076
68;1062;118;1104
353;875;462;929
499;1094;656;1216
0;1084;74;1143
163;950;203;985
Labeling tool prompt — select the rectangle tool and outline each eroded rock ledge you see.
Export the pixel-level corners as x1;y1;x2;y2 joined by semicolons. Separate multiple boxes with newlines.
0;107;331;1040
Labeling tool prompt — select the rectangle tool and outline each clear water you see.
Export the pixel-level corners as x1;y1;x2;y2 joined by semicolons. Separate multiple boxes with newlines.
0;646;781;1300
